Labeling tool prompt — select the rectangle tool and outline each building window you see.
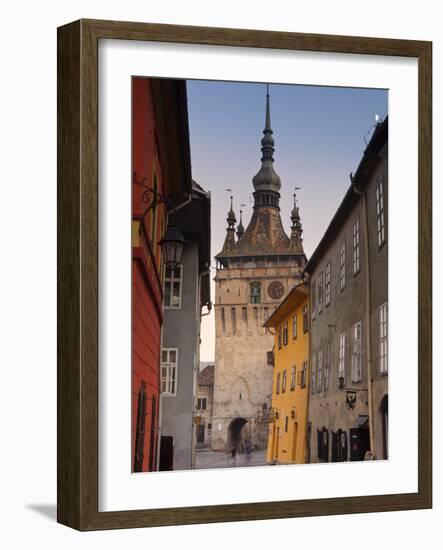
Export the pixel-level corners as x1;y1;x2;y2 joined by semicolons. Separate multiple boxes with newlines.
311;353;317;394
278;327;282;350
221;308;226;332
250;282;261;304
292;314;297;339
338;333;346;385
332;429;348;462
317;349;323;392
276;372;281;394
311;280;317;319
300;360;307;388
323;343;330;391
303;305;309;333
376;179;386;247
282;370;287;393
317;428;329;462
254;306;258;321
325;262;331;306
318;271;324;313
133;381;147;472
164;265;182;308
161;348;178;395
290;366;296;391
379;302;388;374
353;219;361;275
282;321;288;346
196;397;207;410
340;241;346;291
267;351;274;366
351;322;362;383
231;307;237;335
285;416;289;433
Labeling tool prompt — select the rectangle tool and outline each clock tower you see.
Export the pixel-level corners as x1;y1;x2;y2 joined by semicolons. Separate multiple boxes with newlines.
211;88;307;452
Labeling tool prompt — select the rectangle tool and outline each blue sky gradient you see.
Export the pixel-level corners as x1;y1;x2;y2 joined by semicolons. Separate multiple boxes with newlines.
186;79;388;361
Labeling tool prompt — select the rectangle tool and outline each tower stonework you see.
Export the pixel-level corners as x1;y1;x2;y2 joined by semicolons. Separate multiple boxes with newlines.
211;89;307;452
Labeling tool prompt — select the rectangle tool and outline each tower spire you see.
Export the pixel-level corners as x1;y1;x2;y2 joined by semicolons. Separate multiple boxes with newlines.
265;84;271;132
252;84;281;208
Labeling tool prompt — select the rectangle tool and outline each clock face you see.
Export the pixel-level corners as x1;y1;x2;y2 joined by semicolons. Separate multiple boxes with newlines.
268;281;284;300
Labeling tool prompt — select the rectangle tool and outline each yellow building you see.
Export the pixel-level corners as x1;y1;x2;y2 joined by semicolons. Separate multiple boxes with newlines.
264;284;309;464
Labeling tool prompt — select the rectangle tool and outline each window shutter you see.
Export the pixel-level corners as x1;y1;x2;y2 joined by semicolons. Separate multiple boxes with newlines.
134;382;147;472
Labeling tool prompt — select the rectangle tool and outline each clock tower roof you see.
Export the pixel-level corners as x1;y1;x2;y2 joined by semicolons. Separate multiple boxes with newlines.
216;86;306;264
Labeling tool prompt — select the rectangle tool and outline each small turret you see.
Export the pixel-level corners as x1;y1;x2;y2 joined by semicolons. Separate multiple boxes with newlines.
236;208;245;240
220;195;237;255
289;192;304;254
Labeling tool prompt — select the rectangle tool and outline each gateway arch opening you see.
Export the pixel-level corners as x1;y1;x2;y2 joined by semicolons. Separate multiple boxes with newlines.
228;417;249;452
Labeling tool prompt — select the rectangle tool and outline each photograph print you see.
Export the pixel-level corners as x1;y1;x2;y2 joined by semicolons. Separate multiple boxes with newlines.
131;76;388;473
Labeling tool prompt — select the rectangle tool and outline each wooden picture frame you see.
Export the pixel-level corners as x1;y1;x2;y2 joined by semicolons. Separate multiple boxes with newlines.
57;19;432;530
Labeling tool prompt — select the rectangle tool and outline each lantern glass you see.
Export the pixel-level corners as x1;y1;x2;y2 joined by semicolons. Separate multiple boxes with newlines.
159;222;185;268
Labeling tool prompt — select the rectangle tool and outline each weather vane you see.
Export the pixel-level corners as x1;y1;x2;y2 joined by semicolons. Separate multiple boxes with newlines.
293;186;302;207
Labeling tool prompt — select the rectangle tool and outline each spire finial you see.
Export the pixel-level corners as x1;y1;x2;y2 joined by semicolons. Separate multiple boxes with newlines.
265;84;271;131
236;203;245;240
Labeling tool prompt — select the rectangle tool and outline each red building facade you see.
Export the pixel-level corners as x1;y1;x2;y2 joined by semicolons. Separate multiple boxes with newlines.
132;77;192;472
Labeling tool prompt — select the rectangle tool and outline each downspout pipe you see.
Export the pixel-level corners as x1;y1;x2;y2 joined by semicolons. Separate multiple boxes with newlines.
303;272;312;464
351;174;375;458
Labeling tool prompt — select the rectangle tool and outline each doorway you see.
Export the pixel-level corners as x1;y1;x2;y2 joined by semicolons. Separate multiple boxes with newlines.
228;417;248;452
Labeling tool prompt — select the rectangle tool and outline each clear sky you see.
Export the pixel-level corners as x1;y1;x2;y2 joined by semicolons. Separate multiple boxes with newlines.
186;79;388;362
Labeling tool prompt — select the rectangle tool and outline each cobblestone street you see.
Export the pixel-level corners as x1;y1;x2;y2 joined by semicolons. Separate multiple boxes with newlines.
195;449;268;469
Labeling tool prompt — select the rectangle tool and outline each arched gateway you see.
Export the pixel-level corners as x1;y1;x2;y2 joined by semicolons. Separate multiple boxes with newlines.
228;417;249;451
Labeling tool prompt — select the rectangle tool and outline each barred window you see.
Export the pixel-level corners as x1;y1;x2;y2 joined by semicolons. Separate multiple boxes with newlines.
325;262;331;306
340;241;346;291
351;322;362;383
379;302;388;373
353;219;360;275
376;179;386;247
